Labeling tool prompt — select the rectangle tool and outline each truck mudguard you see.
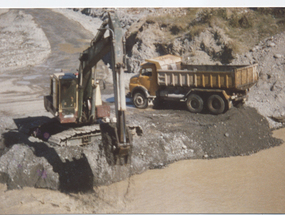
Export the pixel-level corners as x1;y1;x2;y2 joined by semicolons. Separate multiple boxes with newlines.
131;86;151;98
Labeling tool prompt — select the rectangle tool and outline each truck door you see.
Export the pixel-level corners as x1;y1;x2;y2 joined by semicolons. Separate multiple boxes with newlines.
139;65;157;96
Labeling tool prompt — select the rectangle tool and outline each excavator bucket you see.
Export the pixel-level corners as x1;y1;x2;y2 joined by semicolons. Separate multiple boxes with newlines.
100;122;132;165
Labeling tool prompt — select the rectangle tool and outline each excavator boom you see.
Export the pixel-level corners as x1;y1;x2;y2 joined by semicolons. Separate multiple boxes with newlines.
77;12;128;144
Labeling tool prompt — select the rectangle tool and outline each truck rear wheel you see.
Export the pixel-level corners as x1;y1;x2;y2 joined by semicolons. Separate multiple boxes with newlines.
207;94;225;114
133;92;148;109
186;94;204;113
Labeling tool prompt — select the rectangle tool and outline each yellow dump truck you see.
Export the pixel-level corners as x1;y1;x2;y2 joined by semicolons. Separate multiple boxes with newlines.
129;54;258;114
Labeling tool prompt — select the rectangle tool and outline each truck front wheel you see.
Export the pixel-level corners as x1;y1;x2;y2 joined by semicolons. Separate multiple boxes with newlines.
133;92;148;109
186;94;204;113
207;94;225;114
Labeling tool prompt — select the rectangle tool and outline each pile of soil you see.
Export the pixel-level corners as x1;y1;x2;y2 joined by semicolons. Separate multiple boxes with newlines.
127;104;282;163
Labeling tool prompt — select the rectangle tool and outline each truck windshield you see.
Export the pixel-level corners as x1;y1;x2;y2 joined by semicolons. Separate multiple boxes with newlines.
60;80;76;108
141;68;153;76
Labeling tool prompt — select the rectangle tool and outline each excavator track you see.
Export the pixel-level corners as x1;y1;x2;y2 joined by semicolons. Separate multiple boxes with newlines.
22;118;100;147
44;124;101;147
23;116;142;144
15;116;142;165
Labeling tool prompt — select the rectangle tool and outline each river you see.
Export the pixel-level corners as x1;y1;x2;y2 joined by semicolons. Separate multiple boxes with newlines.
97;128;285;213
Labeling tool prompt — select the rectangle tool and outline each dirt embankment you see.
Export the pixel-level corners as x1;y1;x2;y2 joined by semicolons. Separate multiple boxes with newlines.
232;33;285;129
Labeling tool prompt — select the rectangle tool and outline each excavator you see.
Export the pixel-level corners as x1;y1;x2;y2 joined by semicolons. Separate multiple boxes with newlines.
32;12;133;164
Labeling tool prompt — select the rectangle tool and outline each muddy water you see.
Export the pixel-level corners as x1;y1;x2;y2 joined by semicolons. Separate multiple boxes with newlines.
58;39;89;54
98;128;285;213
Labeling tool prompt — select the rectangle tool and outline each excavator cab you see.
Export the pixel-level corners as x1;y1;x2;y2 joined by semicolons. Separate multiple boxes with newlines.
44;73;78;124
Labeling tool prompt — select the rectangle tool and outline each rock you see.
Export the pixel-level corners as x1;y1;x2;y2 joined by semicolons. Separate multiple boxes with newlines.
269;115;285;123
245;53;252;58
0;144;60;190
251;46;261;52
274;54;283;58
224;133;230;137
267;42;276;47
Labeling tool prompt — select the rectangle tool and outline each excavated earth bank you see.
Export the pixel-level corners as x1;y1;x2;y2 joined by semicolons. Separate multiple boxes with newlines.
0;105;282;191
0;8;283;192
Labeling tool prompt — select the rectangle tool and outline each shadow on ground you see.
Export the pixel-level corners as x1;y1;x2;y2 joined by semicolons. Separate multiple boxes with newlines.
1;116;94;193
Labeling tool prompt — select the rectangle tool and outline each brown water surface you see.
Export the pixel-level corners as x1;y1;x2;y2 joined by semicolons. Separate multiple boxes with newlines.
98;128;285;213
58;39;89;54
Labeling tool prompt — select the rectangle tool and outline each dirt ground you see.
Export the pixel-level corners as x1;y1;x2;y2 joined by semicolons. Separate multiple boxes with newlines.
0;8;284;214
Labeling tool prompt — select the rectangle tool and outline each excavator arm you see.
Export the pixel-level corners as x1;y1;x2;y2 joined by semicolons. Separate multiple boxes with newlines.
77;20;112;123
77;12;129;161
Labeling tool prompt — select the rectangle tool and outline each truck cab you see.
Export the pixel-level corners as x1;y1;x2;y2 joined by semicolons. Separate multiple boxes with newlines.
129;55;182;108
129;63;158;96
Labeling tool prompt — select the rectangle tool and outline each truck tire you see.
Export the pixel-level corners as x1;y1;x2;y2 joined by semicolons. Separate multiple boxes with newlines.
133;92;148;109
186;94;204;113
207;94;225;114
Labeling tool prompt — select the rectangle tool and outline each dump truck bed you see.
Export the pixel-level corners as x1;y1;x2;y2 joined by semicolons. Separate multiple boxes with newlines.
157;64;258;91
